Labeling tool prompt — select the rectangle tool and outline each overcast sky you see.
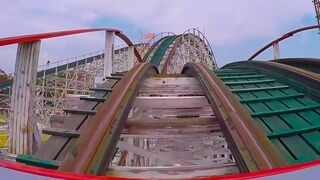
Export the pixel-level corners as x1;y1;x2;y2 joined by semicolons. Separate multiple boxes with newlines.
0;0;319;72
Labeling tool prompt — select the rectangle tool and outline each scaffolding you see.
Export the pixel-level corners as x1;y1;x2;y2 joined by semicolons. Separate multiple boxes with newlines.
314;0;320;31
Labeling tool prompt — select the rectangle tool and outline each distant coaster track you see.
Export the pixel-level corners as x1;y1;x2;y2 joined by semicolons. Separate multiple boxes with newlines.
144;28;217;74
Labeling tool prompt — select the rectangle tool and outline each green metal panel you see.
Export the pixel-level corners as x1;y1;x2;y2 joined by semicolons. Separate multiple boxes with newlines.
214;68;320;165
143;36;167;61
16;154;59;169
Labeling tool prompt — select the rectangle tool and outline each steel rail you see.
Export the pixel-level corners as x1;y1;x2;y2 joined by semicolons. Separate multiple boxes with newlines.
248;25;320;61
59;63;158;175
182;63;287;171
273;58;320;74
269;62;320;82
0;28;143;62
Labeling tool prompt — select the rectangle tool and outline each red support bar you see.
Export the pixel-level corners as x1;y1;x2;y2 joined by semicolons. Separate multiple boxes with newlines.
0;28;143;62
0;28;120;46
248;25;320;61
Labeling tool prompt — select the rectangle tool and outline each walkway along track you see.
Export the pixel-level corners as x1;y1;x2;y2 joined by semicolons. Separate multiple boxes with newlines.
217;60;320;165
16;74;121;168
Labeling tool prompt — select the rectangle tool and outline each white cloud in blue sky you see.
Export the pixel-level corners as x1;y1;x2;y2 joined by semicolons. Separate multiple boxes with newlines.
0;0;318;71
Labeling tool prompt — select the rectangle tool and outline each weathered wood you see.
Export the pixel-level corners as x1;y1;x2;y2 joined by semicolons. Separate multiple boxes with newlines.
10;41;41;155
89;87;113;92
63;109;97;115
107;163;238;179
122;125;220;135
104;31;115;77
133;107;214;119
133;96;210;108
127;46;134;70
34;80;117;160
80;96;106;102
50;115;67;128
125;117;217;128
42;128;80;138
105;76;122;80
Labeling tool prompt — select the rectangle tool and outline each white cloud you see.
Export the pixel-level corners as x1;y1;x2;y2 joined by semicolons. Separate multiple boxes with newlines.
0;0;314;72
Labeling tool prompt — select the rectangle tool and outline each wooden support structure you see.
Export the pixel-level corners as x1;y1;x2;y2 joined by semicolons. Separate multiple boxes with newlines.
9;41;41;155
272;42;280;60
104;31;115;77
127;46;134;69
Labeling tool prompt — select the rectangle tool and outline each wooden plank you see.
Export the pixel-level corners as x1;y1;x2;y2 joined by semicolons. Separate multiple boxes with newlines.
107;163;238;179
63;109;97;115
34;80;116;160
42;128;80;138
104;31;114;77
122;125;220;135
105;76;121;80
125;117;217;128
50;115;67;128
116;141;179;164
132;96;210;108
80;96;106;102
10;41;40;155
143;77;199;86
89;87;113;92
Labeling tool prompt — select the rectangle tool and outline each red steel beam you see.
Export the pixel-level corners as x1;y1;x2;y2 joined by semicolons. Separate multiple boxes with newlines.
0;28;119;46
248;25;320;61
0;28;143;62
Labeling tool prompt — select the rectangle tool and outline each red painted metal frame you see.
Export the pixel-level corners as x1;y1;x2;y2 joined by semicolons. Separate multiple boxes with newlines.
0;28;143;62
0;28;119;46
1;159;320;179
248;25;320;61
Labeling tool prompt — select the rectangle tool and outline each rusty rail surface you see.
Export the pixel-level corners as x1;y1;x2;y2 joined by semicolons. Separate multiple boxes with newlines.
59;63;158;175
182;63;287;171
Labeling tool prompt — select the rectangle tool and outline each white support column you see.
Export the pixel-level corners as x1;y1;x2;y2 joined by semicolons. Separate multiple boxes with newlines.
272;42;280;60
104;31;115;77
10;41;41;155
127;46;134;70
